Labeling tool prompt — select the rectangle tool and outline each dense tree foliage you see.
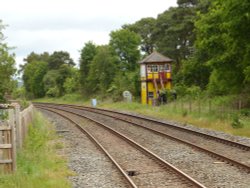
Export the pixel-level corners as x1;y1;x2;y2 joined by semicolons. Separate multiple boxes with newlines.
153;1;198;72
23;61;48;98
86;45;117;96
194;0;250;95
79;41;97;92
123;17;156;55
109;29;141;71
0;20;16;102
48;51;75;70
22;51;76;98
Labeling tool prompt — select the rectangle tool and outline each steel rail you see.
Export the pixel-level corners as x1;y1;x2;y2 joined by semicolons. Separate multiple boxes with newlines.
33;102;250;151
36;104;207;188
38;103;250;172
37;106;137;188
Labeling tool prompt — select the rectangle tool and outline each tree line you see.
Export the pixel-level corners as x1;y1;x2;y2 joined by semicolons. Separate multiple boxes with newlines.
1;0;249;102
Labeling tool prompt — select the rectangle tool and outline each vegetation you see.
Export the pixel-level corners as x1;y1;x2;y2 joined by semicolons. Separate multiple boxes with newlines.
1;1;249;135
0;20;16;102
0;111;71;188
98;101;250;138
17;0;249;102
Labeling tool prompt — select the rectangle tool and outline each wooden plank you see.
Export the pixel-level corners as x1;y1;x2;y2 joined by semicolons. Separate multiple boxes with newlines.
0;126;11;131
0;144;12;149
0;159;12;164
3;130;9;172
10;109;17;172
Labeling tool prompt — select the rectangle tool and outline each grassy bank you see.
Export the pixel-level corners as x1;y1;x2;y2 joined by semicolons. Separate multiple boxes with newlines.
99;101;250;138
33;94;250;138
33;94;86;105
0;111;71;188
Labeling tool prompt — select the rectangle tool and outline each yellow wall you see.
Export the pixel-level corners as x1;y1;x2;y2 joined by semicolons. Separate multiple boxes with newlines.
140;66;172;105
166;72;171;79
141;82;147;104
147;72;159;79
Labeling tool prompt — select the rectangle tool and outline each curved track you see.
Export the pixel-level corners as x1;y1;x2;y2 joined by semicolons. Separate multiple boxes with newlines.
36;104;206;188
34;102;250;170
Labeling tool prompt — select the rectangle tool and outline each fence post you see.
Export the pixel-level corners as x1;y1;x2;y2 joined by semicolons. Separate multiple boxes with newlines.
8;109;16;172
189;100;192;113
181;99;183;112
14;104;22;149
208;100;212;114
238;100;242;111
198;99;201;116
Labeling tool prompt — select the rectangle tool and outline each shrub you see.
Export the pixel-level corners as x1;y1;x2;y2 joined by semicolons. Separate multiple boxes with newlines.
182;110;188;117
231;114;244;128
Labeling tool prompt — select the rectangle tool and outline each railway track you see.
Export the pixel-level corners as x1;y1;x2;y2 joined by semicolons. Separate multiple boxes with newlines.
34;102;250;169
36;104;206;188
35;103;250;187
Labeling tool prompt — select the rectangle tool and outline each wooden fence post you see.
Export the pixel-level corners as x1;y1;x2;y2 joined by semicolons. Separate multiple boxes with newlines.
198;99;201;116
14;104;22;149
238;100;242;111
8;109;16;172
189;100;192;113
208;100;212;114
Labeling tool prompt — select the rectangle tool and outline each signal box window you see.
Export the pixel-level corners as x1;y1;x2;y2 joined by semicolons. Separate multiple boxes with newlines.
147;65;152;72
165;64;170;71
159;65;165;71
151;65;158;72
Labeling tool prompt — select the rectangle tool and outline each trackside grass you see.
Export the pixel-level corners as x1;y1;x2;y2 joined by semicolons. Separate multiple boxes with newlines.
33;94;250;138
98;101;250;138
0;111;72;188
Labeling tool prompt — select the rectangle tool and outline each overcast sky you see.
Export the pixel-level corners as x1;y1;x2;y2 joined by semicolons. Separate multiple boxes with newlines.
1;0;177;68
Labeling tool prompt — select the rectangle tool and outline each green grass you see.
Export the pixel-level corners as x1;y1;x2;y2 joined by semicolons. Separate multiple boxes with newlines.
33;94;250;138
0;111;72;188
98;101;250;138
33;94;86;105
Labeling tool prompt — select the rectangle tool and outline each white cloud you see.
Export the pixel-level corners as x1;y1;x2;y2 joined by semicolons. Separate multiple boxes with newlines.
1;0;177;68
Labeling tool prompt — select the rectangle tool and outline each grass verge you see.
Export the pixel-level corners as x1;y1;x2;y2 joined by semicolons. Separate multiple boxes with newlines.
0;111;72;188
98;101;250;138
33;94;250;138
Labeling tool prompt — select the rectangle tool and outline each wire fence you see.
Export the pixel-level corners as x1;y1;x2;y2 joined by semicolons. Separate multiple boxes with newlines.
165;98;247;119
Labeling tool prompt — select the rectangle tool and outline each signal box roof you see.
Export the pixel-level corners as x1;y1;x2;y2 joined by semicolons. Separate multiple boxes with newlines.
139;51;173;64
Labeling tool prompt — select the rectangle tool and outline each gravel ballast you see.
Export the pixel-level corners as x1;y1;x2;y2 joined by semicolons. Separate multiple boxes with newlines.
40;110;129;188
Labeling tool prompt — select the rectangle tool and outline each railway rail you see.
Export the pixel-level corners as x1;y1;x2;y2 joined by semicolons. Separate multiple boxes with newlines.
36;104;206;188
34;102;250;171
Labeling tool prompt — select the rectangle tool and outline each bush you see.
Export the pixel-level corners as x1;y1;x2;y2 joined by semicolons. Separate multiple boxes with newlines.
231;114;244;128
173;84;188;97
46;87;60;97
240;109;250;116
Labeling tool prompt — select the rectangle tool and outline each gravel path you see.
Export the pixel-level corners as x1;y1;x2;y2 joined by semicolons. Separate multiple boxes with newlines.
40;110;130;188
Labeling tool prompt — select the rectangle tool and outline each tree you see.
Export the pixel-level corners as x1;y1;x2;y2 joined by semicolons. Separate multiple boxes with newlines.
48;51;75;70
195;0;250;94
42;70;60;97
20;52;49;73
153;1;198;72
0;20;16;102
56;64;75;95
123;17;156;55
63;68;80;94
109;29;141;71
87;46;117;96
22;61;48;98
79;41;97;91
